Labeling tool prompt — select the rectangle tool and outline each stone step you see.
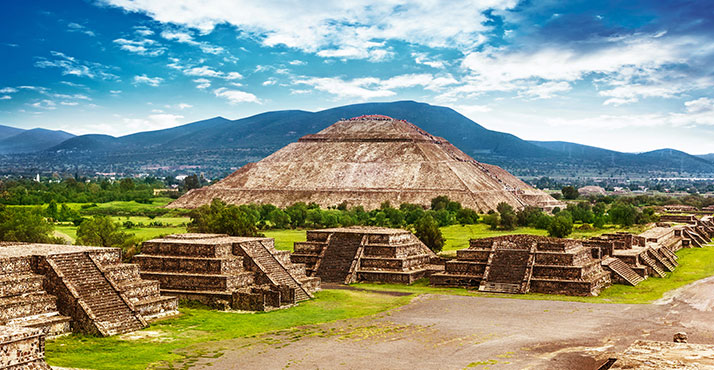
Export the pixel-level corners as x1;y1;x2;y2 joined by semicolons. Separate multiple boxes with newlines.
133;296;179;322
118;279;161;300
0;274;45;297
133;255;244;275
140;271;255;291
603;258;644;286
640;254;666;278
5;312;72;337
101;263;141;283
649;249;675;272
0;293;59;322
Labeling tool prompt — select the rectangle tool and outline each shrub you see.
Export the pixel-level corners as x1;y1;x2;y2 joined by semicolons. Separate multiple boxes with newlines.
413;214;444;253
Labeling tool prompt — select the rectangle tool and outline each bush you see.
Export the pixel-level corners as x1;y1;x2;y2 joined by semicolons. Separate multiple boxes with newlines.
413;214;444;253
76;215;136;250
548;215;573;238
561;186;579;200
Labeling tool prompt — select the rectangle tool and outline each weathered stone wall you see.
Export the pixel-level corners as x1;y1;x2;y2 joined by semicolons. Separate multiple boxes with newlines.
0;326;50;370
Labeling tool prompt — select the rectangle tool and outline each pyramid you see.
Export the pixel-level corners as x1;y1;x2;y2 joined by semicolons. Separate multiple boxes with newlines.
169;115;561;212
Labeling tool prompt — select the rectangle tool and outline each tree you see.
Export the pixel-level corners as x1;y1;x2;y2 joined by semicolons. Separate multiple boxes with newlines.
183;174;201;191
267;209;291;229
119;178;135;192
44;200;59;221
483;212;499;230
496;202;516;230
187;199;262;237
413;214;444;253
547;215;573;238
76;215;136;249
609;203;637;226
0;206;56;243
561;186;579;200
430;196;450;211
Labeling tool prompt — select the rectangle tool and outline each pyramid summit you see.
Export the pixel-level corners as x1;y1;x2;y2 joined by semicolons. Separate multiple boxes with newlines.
169;115;561;212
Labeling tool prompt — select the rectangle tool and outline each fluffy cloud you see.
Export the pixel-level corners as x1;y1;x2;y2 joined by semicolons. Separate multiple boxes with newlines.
160;29;225;54
133;74;163;86
67;22;96;37
100;0;518;60
182;66;243;80
34;51;117;80
193;78;211;89
113;37;166;56
213;87;260;104
294;73;458;99
0;87;18;94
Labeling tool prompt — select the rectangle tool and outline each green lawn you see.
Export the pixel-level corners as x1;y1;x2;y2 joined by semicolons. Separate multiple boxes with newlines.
263;229;308;250
45;289;413;370
357;243;714;305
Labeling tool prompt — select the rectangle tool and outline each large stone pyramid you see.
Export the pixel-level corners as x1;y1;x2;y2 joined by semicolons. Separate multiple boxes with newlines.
169;115;561;212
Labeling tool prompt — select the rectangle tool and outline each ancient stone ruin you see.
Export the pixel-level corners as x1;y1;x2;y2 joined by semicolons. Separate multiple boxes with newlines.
168;115;562;212
431;235;611;295
135;234;320;311
0;243;178;338
290;227;441;284
432;221;710;295
0;325;50;370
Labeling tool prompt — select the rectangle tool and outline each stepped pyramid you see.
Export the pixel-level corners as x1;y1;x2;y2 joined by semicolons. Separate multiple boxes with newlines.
169;115;561;212
0;243;178;337
135;234;320;311
291;226;441;284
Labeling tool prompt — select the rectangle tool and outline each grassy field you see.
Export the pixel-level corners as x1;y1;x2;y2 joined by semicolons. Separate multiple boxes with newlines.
45;289;413;370
263;229;307;250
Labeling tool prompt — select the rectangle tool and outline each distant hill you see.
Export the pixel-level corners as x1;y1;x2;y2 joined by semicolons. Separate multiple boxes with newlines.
2;101;714;178
697;153;714;162
0;124;25;141
529;141;714;174
0;128;75;154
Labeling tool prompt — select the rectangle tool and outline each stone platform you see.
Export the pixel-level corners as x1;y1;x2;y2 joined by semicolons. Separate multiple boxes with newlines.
0;244;178;337
431;235;611;296
136;234;320;311
291;227;442;285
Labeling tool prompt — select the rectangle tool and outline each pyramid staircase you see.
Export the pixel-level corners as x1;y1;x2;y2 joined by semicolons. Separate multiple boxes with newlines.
648;249;675;272
479;247;535;294
315;232;365;284
639;253;666;278
47;253;146;336
235;240;312;301
602;258;644;286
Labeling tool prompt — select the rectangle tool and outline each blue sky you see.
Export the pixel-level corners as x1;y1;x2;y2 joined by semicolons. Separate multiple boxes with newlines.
1;0;713;153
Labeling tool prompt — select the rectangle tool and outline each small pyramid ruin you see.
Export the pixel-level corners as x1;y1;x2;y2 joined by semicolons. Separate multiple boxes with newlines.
169;115;561;212
290;226;441;284
136;234;320;311
0;243;178;337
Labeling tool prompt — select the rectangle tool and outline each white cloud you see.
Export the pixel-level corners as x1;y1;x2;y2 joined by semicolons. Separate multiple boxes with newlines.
685;97;714;114
67;22;96;37
161;29;224;54
412;52;446;69
193;78;211;89
262;78;277;86
0;87;18;94
288;60;306;66
34;51;118;80
177;103;193;109
213;87;260;104
113;37;166;56
121;113;185;132
100;0;519;60
294;73;458;99
30;99;57;110
0;95;11;100
60;101;79;106
520;81;572;99
182;66;242;80
134;26;154;36
133;74;163;86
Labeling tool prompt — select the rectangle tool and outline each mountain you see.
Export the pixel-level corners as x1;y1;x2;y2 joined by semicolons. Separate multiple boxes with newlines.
530;141;714;174
697;154;714;162
0;124;25;141
2;101;714;178
0;128;75;154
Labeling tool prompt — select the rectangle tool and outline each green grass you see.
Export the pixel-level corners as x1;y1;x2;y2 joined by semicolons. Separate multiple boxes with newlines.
356;243;714;304
46;289;413;370
263;229;307;250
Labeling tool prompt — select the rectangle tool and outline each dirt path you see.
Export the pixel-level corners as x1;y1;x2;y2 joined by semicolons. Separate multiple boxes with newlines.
183;278;714;370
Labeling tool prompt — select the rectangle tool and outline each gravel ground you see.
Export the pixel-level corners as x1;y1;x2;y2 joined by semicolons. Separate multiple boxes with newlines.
186;278;714;370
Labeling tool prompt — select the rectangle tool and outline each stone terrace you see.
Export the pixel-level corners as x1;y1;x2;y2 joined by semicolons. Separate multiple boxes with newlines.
0;244;178;337
291;227;442;285
136;234;320;311
0;325;50;370
431;235;611;296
